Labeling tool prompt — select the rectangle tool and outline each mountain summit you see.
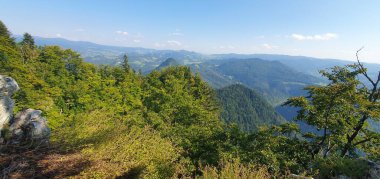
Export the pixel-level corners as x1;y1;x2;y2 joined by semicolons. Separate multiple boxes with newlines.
155;58;180;71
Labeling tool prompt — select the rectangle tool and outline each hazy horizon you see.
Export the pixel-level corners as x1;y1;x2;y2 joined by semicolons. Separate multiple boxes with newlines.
1;0;380;63
12;34;380;65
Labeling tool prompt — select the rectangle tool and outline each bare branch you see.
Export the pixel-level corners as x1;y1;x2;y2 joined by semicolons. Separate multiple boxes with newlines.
355;47;380;102
353;138;372;146
356;47;377;86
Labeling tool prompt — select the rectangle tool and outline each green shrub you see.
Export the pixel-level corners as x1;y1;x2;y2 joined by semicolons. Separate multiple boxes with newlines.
314;156;369;179
80;126;181;178
200;159;270;179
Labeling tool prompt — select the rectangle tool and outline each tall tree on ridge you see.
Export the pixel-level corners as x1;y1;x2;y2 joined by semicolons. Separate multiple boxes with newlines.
284;48;380;159
19;33;37;63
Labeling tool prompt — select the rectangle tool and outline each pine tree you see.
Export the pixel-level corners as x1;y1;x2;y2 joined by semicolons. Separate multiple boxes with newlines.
19;33;37;63
21;33;35;49
121;54;131;73
0;20;11;38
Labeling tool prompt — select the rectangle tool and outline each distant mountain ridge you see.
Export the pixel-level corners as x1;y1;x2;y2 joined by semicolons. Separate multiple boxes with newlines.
26;36;380;76
211;54;380;78
16;36;207;72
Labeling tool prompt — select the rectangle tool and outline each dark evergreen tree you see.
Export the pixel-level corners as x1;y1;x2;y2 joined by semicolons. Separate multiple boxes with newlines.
0;20;11;38
121;54;131;73
20;33;35;49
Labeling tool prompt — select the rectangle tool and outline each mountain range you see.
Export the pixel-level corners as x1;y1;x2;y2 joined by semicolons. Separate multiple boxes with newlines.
28;36;380;78
28;36;380;131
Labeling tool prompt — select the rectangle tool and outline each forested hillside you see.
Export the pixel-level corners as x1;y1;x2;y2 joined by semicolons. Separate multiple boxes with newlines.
216;84;285;132
0;22;223;177
1;21;380;178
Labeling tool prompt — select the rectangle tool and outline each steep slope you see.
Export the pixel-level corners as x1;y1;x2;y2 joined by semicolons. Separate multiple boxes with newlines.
189;63;236;89
212;59;323;105
154;58;180;71
216;84;286;132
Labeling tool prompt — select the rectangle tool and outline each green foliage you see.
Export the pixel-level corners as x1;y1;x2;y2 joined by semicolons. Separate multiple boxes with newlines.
314;156;369;179
200;159;270;179
143;66;224;166
216;84;286;132
81;126;180;178
121;54;131;73
242;124;311;174
285;64;380;158
19;33;38;64
0;24;225;176
0;20;11;38
20;33;35;49
205;123;312;175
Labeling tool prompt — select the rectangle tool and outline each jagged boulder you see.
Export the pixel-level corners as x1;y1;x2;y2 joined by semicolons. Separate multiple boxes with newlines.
0;75;19;138
9;108;50;145
0;75;50;146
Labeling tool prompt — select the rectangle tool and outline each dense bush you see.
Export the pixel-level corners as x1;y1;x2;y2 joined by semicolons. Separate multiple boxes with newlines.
81;126;180;178
314;156;369;178
200;159;270;179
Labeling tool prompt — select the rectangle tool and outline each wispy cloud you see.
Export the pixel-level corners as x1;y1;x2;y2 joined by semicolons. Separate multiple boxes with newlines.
56;33;62;37
116;30;129;35
261;43;278;50
167;40;182;46
133;39;141;43
291;33;338;41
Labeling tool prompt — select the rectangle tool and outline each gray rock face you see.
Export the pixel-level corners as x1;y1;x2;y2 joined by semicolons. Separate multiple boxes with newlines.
0;75;19;134
368;161;380;179
10;109;51;144
0;75;50;146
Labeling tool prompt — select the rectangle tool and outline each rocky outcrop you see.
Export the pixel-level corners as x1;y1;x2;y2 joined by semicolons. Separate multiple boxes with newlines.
9;108;51;145
0;75;50;146
0;75;19;135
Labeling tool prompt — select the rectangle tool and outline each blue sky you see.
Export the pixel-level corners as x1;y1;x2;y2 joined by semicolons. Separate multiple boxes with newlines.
1;0;380;63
